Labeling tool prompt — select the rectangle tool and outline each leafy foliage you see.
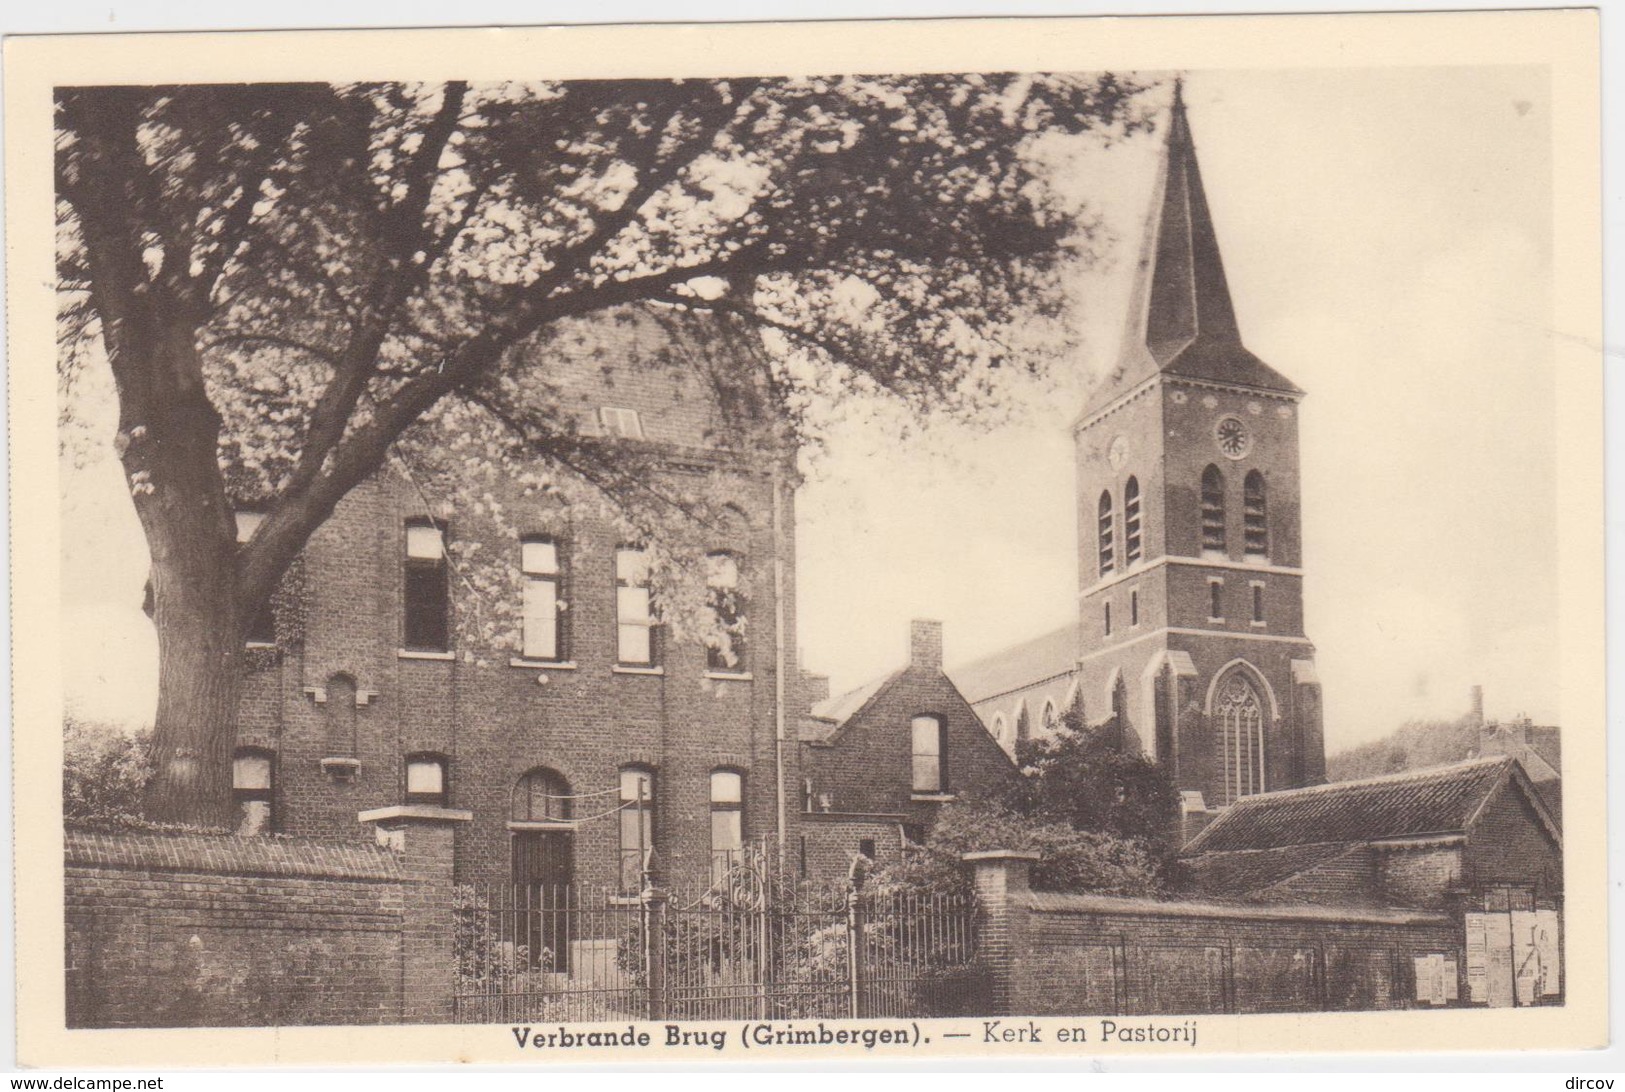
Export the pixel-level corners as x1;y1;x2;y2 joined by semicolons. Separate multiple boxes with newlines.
1326;713;1482;782
63;716;154;827
870;799;1166;899
1011;712;1183;846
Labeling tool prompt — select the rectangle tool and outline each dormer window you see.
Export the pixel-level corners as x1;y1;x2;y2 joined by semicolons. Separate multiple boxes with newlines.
600;406;644;439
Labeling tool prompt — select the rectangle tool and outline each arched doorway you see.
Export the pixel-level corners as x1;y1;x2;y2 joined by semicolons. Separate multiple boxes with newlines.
510;768;574;970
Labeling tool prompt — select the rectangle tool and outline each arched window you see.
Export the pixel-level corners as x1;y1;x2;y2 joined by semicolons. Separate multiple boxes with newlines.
1201;465;1226;555
1124;477;1143;565
1041;699;1059;733
1243;471;1268;558
405;752;449;806
232;747;275;836
710;770;744;881
619;766;656;892
1097;491;1115;577
512;767;572;823
324;674;357;758
1216;672;1266;804
991;713;1008;745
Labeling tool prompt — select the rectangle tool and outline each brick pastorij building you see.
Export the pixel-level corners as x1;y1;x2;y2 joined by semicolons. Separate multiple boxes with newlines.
229;308;803;891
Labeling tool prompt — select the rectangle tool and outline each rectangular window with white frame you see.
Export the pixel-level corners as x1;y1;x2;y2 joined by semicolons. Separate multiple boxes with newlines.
911;715;946;795
403;520;450;652
521;537;564;662
616;547;655;666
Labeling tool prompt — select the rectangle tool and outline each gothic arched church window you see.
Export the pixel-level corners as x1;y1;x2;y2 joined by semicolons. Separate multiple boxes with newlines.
1217;673;1266;804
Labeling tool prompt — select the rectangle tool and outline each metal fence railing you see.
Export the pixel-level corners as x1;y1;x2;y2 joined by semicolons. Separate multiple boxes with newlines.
452;862;985;1023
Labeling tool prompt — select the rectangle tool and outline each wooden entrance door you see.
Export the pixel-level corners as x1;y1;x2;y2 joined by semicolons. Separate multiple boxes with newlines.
512;830;573;971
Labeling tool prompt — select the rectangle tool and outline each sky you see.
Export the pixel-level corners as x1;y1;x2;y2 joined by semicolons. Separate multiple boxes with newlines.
59;66;1560;753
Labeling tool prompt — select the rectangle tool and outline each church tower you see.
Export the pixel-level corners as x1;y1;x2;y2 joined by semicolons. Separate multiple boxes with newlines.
1074;82;1325;810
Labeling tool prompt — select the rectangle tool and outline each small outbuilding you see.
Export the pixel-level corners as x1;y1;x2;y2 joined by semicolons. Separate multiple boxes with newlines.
1180;757;1562;911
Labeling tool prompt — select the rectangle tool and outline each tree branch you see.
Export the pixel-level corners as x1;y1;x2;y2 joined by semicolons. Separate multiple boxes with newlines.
280;82;469;500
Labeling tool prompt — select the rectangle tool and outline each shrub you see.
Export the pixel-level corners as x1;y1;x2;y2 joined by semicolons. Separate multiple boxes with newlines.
869;798;1166;899
64;716;154;826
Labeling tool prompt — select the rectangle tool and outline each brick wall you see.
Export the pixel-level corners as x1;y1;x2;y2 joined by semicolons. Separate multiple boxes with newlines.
1378;844;1464;909
1466;782;1564;898
65;824;454;1028
969;853;1461;1017
798;813;903;884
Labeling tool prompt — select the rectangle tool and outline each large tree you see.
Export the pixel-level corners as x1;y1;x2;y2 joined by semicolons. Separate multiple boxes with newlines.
56;74;1151;826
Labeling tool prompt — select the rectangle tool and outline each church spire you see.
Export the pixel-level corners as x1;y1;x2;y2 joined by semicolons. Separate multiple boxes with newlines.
1085;78;1300;417
1139;77;1241;358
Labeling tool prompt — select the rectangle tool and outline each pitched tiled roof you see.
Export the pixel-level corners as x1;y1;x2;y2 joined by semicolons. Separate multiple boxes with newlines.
1181;841;1367;897
948;622;1082;705
802;670;903;740
1182;757;1519;855
1525;726;1561;775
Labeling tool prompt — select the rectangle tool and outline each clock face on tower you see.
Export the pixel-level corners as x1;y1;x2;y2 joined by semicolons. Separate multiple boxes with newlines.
1108;435;1129;470
1214;415;1252;460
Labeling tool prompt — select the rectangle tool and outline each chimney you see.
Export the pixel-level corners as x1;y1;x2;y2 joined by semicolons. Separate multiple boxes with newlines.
801;670;830;708
1469;685;1485;728
909;619;943;671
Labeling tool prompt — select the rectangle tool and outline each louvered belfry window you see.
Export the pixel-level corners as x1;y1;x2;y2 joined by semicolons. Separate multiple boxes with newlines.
1124;477;1143;565
1097;491;1115;577
1201;465;1226;554
1244;471;1269;558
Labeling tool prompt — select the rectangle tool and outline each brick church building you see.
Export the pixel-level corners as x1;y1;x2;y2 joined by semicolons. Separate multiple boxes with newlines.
951;83;1327;818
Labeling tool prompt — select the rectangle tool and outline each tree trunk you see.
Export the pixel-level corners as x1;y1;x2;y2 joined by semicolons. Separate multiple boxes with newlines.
123;329;245;828
145;544;244;827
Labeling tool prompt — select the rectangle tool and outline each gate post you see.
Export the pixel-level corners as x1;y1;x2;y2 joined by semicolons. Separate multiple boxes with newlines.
642;884;668;1021
964;850;1038;1017
847;861;868;1019
358;804;472;1024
